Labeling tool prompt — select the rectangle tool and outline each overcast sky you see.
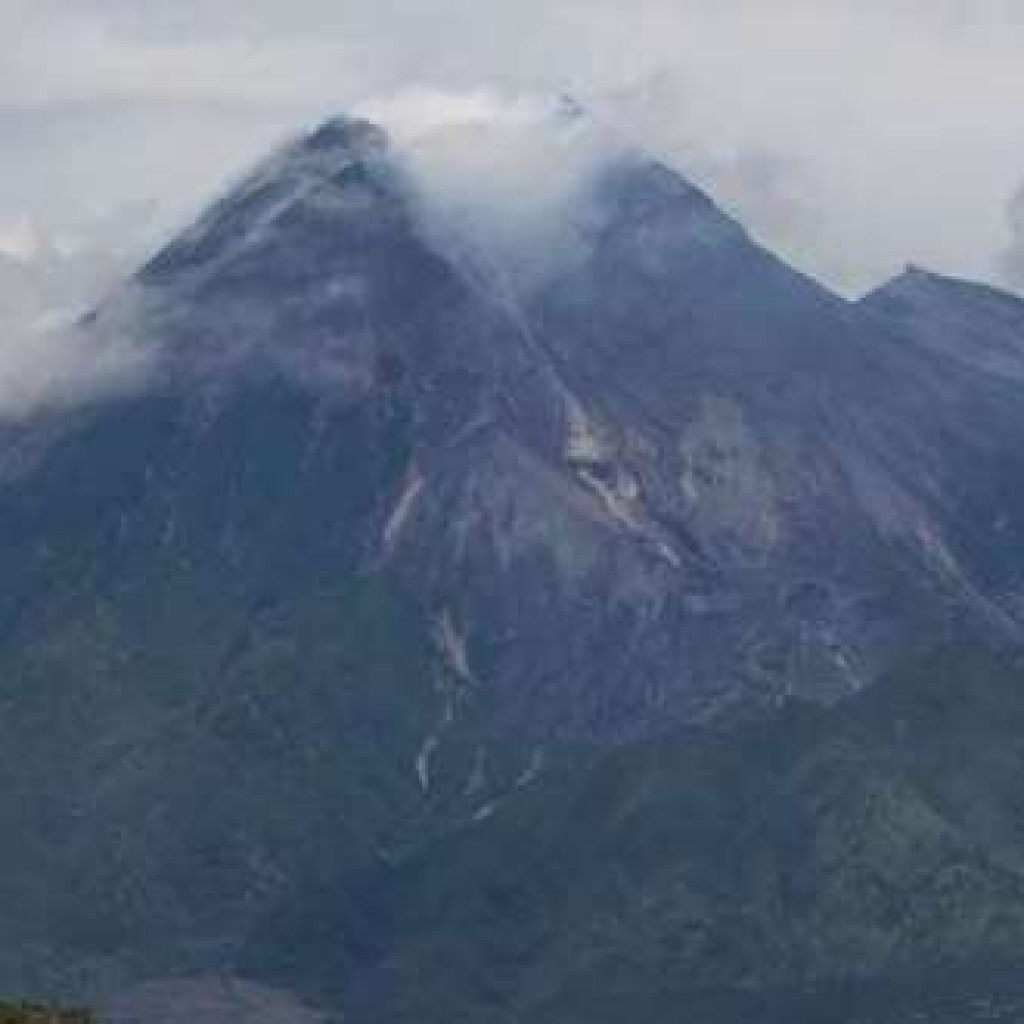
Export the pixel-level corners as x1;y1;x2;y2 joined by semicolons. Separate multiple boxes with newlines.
2;0;1024;295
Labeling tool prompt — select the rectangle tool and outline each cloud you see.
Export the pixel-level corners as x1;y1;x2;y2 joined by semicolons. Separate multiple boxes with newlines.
0;317;152;423
1001;185;1024;291
371;89;624;289
2;0;1023;418
0;246;152;421
2;0;1024;301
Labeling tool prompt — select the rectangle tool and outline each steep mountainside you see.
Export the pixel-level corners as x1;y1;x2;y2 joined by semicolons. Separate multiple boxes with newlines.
861;268;1024;617
2;114;1024;1012
77;116;1024;737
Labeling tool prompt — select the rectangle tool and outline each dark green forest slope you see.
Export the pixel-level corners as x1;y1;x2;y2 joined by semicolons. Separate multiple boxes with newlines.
241;647;1024;1023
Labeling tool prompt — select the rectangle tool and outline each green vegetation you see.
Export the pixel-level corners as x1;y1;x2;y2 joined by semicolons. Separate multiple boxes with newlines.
241;645;1024;1022
0;380;469;985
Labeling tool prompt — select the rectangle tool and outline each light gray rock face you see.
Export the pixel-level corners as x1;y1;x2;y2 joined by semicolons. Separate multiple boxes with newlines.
351;140;1024;735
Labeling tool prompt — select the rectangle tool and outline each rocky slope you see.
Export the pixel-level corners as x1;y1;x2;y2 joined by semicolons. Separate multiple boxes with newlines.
78;115;1024;738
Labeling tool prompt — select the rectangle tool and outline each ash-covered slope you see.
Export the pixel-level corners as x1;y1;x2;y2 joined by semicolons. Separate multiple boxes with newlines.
2;113;1024;1004
117;112;1024;735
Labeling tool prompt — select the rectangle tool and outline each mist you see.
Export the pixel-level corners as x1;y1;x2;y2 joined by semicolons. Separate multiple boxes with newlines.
2;1;1024;416
374;90;625;291
1002;185;1024;290
0;250;152;422
4;0;1024;294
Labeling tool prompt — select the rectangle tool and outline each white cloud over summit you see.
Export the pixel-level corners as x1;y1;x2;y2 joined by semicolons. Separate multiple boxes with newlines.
1;0;1023;296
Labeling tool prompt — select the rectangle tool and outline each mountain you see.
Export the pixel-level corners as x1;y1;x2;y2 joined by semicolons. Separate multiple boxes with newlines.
2;114;1024;1016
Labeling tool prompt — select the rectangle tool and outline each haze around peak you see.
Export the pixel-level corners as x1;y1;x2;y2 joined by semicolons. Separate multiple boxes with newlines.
3;1;1024;298
3;2;1024;419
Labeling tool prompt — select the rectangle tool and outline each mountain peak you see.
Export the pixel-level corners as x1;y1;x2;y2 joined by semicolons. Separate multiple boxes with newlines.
860;263;1024;383
297;115;390;159
139;113;399;290
863;264;1024;315
577;153;751;280
596;155;722;215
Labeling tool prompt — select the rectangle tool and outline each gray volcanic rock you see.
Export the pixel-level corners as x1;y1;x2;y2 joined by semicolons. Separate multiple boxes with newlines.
10;116;1024;745
367;142;1024;734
